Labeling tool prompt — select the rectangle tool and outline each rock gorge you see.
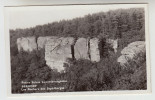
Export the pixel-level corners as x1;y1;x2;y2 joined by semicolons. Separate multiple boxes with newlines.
17;36;118;72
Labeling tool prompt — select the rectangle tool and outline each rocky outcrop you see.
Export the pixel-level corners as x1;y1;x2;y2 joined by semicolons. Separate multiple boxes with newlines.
45;37;75;72
90;38;100;62
117;41;145;66
106;39;118;53
37;36;57;50
17;36;118;72
16;37;146;72
74;38;90;60
17;37;37;52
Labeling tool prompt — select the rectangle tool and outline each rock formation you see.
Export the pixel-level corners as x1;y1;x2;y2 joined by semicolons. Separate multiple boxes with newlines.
17;37;37;52
16;36;146;72
117;41;145;66
37;36;57;50
89;38;100;62
106;39;118;53
45;37;75;72
74;38;90;60
16;36;118;72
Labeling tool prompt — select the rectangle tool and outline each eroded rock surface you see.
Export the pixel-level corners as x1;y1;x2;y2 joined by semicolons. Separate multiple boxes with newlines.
117;41;145;66
17;37;37;52
37;36;57;50
16;36;107;72
45;37;75;72
90;38;100;62
74;38;90;60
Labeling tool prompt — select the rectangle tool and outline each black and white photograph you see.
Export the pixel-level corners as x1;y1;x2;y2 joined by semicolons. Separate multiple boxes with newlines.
4;4;150;95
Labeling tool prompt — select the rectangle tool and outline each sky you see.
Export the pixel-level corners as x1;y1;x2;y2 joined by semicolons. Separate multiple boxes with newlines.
7;4;147;30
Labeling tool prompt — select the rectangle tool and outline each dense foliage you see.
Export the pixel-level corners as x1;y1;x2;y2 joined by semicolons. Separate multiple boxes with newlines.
10;8;146;93
11;49;146;93
66;53;146;91
11;49;68;93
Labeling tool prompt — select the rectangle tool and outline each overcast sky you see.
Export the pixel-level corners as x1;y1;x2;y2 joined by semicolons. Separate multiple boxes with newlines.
7;4;147;30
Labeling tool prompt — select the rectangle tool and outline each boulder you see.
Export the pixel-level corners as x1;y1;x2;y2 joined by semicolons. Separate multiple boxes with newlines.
17;37;37;52
106;39;118;53
74;38;90;60
45;37;75;72
117;41;145;66
90;38;100;62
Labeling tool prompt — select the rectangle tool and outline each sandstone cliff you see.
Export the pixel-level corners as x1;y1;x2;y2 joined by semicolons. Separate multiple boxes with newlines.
37;36;57;50
74;38;90;60
90;38;100;62
45;37;75;72
17;37;37;52
17;36;118;72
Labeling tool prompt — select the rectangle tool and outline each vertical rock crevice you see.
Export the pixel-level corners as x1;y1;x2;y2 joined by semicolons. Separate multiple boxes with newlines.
71;38;78;60
36;36;39;50
88;38;91;60
71;45;75;60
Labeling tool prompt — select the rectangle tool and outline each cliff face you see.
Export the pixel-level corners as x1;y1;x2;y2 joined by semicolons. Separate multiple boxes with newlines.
17;37;37;52
74;38;90;60
17;36;118;72
37;36;57;50
45;37;75;72
89;38;100;62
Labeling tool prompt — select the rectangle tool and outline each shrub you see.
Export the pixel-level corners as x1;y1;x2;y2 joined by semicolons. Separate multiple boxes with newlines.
113;52;147;90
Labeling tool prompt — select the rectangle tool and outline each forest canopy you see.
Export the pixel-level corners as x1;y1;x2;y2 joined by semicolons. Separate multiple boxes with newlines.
10;8;145;47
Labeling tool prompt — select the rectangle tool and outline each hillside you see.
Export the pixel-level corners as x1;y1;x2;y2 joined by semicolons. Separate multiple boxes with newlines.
10;8;145;48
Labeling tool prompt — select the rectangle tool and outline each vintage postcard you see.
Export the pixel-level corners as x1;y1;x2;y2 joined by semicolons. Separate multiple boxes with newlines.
4;4;151;97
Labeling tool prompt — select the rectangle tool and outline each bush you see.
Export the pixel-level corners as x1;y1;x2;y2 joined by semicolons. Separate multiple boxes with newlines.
65;53;120;91
113;52;147;90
